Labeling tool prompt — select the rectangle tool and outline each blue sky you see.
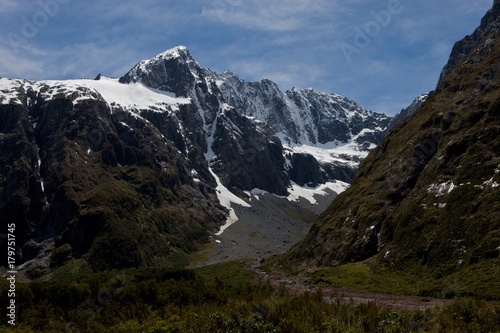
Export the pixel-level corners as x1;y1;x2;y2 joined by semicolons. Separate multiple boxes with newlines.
0;0;493;115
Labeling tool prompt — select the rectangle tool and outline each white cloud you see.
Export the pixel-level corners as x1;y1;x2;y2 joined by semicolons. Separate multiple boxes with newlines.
201;0;338;31
51;43;147;79
0;0;494;117
227;57;325;92
0;44;47;79
0;0;22;13
0;39;142;81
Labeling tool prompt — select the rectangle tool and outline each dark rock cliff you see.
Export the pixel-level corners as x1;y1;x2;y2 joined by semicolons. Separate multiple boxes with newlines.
0;82;227;274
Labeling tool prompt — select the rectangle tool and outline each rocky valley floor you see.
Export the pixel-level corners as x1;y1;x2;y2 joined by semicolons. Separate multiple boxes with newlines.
194;190;338;267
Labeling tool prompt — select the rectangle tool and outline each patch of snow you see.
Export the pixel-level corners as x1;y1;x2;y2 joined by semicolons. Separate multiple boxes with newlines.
211;168;250;236
284;142;365;168
483;177;499;188
286;180;349;205
352;128;375;140
0;78;26;105
157;45;189;60
190;169;201;183
119;121;132;130
251;188;267;195
244;188;268;201
427;180;456;197
45;77;190;110
35;147;47;198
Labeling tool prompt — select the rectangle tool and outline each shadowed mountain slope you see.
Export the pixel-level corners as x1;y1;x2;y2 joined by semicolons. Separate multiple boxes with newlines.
285;1;500;283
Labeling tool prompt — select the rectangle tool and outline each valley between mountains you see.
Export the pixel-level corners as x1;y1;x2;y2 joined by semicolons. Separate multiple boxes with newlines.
1;1;500;331
0;43;410;274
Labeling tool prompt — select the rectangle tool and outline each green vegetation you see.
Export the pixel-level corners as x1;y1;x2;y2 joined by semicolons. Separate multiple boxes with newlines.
32;160;222;276
308;258;500;300
1;261;500;332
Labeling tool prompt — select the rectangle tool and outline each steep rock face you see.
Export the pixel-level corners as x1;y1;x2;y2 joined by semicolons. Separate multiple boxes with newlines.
215;70;391;146
0;102;44;252
284;88;390;145
210;108;289;195
119;46;202;98
120;47;290;194
286;1;500;273
0;78;227;273
439;1;500;84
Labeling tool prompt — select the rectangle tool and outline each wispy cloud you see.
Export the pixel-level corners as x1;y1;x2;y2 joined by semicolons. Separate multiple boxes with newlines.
0;0;22;14
201;0;338;31
228;57;324;90
0;46;46;79
0;0;494;115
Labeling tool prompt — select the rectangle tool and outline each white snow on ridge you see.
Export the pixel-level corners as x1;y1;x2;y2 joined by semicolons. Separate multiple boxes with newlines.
0;76;191;111
283;141;367;168
42;77;191;110
287;181;350;205
0;78;28;105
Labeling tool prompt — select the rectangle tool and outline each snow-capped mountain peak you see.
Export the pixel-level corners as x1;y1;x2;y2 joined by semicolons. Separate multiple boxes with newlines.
0;46;417;272
119;46;204;97
157;45;190;58
114;48;402;234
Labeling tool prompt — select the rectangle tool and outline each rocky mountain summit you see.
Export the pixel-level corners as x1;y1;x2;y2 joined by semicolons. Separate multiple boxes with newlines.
119;45;392;188
1;45;401;274
385;93;428;133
